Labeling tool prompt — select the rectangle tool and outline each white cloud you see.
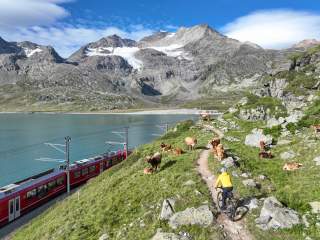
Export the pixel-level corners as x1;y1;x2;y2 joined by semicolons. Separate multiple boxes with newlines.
221;9;320;49
0;0;71;29
0;0;154;58
0;25;154;57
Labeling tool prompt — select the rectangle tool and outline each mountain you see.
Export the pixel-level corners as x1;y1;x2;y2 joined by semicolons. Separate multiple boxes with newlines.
292;39;320;49
0;24;297;111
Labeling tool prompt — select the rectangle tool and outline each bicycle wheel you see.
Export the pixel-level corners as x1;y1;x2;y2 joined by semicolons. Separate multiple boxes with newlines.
217;191;223;209
227;199;237;221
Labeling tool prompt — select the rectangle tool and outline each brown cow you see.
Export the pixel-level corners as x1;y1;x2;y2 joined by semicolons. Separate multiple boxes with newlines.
209;138;220;149
259;141;266;152
185;137;197;150
311;125;320;134
174;147;184;155
259;151;273;159
145;152;162;171
283;162;303;171
160;142;172;152
143;167;154;174
216;144;225;161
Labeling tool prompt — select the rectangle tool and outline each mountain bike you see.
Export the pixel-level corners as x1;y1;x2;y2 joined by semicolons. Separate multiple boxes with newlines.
216;187;238;221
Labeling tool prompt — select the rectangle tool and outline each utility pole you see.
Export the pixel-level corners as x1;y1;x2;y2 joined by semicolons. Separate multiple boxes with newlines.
124;127;129;159
65;136;71;194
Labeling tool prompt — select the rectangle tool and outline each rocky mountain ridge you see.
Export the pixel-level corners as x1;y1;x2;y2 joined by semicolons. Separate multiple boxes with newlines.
0;24;315;111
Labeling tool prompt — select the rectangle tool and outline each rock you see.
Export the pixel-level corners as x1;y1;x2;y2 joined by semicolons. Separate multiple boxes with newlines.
313;156;320;166
232;171;239;177
242;179;257;188
239;107;269;121
255;196;300;230
151;229;190;240
245;198;259;210
280;150;296;160
169;205;214;229
221;157;236;168
241;172;250;178
302;214;310;228
267;117;286;128
183;180;195;186
99;233;109;240
285;111;304;123
258;175;267;180
160;198;176;220
309;202;320;214
245;129;273;147
228;107;238;114
224;136;240;142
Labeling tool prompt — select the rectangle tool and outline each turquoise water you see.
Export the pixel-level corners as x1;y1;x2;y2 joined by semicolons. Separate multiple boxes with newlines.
0;113;196;187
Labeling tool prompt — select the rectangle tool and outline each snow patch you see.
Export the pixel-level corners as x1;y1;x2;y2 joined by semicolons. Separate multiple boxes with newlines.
147;44;191;60
86;47;143;70
23;47;43;57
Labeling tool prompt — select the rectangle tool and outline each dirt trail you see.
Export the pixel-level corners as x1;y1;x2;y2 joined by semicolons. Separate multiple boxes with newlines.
197;125;254;240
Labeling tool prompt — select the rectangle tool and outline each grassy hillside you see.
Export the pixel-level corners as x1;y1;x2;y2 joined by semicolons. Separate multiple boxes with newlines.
12;120;224;240
207;114;320;240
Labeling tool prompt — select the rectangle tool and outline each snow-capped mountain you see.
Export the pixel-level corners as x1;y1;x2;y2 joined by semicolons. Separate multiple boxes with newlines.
0;24;301;109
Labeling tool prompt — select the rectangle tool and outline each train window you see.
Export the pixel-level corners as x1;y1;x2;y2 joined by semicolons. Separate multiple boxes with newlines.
26;189;37;199
56;177;64;186
37;185;48;197
48;181;57;190
89;165;96;173
81;168;88;176
74;171;81;179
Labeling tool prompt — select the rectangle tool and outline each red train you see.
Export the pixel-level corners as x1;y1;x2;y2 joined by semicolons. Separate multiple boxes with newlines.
0;149;130;227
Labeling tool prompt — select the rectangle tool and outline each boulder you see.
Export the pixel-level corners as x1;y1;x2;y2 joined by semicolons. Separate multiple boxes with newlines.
99;233;109;240
280;150;296;160
242;179;257;188
241;172;250;178
221;157;236;168
245;129;273;147
255;196;300;230
313;157;320;166
169;205;214;229
309;202;320;214
151;229;190;240
239;107;268;121
285;111;304;123
160;198;176;220
245;198;259;210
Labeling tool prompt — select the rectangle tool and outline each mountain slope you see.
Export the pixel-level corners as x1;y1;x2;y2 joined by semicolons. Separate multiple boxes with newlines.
0;24;299;111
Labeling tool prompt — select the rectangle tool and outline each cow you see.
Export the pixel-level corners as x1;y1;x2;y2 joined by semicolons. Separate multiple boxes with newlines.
200;112;210;121
311;125;320;134
145;152;162;171
185;137;197;150
160;142;172;152
259;151;273;159
209;138;220;149
143;167;154;174
283;162;303;171
216;144;225;161
259;141;266;152
174;147;184;155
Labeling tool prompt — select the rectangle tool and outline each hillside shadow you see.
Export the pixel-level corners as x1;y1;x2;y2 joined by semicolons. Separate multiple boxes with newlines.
195;146;209;150
160;160;177;171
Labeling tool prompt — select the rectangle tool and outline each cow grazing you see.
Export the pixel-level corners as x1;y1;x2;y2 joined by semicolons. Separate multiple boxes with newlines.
160;142;172;152
259;151;273;159
259;141;266;152
200;112;210;121
209;138;220;149
174;147;184;155
143;167;154;175
185;137;197;150
283;162;303;171
216;144;225;161
145;152;162;171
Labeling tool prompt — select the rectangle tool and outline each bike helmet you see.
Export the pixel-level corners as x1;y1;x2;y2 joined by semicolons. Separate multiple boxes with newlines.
220;167;227;173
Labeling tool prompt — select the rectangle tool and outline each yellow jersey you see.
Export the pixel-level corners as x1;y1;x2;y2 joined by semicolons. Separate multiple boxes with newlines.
215;172;233;188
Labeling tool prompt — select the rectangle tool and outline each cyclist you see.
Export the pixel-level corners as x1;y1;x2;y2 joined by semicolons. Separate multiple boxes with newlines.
215;167;233;210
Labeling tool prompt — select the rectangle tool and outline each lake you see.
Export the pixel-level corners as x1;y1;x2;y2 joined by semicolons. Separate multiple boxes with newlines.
0;113;197;187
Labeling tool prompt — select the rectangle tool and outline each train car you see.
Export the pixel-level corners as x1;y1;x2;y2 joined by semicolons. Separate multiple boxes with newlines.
0;169;66;227
0;149;130;227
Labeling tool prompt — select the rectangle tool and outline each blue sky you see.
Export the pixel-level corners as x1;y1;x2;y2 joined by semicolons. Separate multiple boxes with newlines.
1;0;320;57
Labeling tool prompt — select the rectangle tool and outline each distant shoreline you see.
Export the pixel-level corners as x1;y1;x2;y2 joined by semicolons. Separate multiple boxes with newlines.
0;108;221;115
